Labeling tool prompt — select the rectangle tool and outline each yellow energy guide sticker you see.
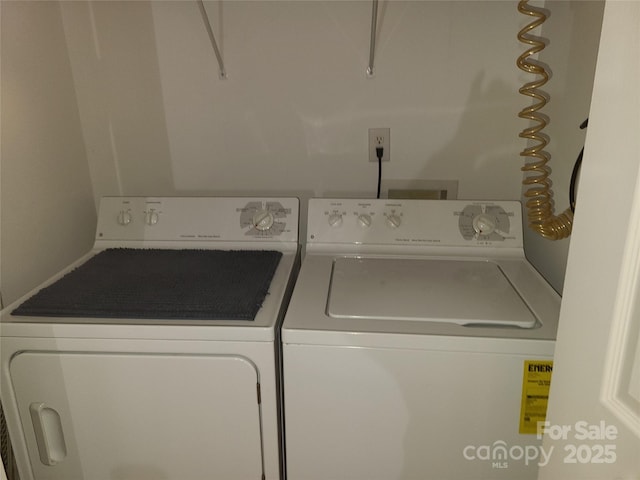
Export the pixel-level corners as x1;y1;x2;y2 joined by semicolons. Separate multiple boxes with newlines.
519;360;553;434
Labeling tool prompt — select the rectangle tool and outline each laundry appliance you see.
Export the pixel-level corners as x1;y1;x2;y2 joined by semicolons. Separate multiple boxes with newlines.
282;198;560;480
0;196;299;480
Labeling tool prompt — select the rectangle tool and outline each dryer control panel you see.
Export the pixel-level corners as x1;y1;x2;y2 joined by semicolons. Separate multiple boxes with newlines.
307;199;523;248
95;196;299;246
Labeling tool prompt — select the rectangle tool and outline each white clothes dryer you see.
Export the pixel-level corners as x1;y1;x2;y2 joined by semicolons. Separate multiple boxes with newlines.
1;196;299;480
282;198;560;480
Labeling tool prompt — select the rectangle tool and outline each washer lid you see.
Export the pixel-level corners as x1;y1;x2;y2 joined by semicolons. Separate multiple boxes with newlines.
327;258;537;328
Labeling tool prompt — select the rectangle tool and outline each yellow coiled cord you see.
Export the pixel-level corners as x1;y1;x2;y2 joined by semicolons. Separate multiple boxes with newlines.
516;0;573;240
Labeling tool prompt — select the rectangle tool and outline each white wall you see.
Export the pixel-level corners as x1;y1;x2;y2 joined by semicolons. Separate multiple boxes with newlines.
0;1;96;305
58;0;603;293
523;0;604;293
61;0;544;199
0;1;604;298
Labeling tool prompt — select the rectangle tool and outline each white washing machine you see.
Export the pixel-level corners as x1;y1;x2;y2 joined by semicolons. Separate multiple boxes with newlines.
282;198;561;480
0;196;299;480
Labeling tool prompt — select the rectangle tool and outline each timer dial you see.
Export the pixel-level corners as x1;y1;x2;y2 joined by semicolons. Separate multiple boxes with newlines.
252;210;274;231
472;213;497;236
459;205;510;241
239;201;289;236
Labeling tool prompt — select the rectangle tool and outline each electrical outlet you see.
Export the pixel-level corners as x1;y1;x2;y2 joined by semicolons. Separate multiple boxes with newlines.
369;128;390;162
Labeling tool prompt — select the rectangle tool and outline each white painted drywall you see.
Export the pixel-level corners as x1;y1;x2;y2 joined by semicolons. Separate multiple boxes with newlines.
59;0;603;293
1;1;605;298
523;0;604;293
0;1;96;305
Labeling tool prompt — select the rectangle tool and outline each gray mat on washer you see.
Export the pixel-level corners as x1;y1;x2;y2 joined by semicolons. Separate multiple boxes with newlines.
12;248;282;320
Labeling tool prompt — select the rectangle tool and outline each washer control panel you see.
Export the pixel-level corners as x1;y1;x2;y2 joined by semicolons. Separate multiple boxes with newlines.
308;199;522;248
96;197;299;244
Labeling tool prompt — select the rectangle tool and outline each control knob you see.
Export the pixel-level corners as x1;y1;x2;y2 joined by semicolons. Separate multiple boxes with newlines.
357;214;372;228
117;210;132;226
385;214;402;229
327;213;343;228
145;209;159;226
472;213;497;236
252;210;274;231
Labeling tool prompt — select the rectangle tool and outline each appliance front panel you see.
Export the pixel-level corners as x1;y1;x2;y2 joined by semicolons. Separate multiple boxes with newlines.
10;352;264;480
284;343;553;480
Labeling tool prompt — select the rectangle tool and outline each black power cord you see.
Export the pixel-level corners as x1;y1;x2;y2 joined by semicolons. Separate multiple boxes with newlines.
569;118;588;213
376;146;383;199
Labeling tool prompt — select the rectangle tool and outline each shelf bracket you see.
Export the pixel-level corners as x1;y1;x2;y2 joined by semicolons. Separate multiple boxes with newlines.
367;0;379;77
198;0;227;79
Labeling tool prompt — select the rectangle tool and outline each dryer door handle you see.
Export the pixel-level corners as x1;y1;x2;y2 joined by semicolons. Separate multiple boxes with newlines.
29;402;67;466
